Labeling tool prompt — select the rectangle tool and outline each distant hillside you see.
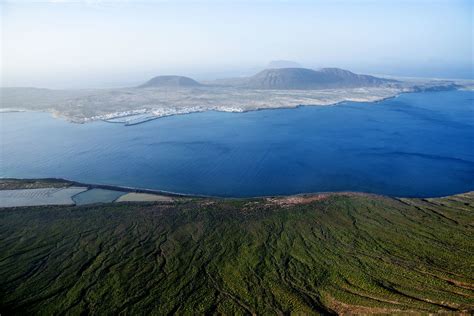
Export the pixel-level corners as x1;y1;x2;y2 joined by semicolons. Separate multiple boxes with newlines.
241;67;395;90
267;60;302;69
139;75;202;88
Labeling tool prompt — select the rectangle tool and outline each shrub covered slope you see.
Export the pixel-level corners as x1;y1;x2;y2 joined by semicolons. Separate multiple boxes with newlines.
1;193;473;314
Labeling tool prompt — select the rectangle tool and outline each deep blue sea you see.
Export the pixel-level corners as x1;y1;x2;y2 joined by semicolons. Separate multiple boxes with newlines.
1;90;473;197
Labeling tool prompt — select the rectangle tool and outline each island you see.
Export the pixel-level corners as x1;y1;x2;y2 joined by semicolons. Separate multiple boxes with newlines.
1;67;470;125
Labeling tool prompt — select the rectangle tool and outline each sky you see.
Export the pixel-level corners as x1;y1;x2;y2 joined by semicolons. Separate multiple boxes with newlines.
1;0;473;88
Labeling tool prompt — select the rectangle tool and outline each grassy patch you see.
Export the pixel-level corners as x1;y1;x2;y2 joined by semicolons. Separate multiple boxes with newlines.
0;178;73;190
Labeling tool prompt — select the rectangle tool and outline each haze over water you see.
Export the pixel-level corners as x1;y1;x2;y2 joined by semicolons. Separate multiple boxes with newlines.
3;0;472;88
1;90;473;197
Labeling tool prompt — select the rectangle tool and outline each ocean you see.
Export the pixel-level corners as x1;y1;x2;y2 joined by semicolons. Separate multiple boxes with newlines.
1;90;473;197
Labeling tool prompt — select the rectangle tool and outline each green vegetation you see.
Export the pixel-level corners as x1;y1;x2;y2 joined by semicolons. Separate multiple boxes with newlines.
0;178;73;190
1;192;473;314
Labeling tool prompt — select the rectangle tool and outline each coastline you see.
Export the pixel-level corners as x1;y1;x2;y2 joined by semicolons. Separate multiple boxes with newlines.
1;88;405;126
101;85;471;127
2;84;469;126
1;177;472;200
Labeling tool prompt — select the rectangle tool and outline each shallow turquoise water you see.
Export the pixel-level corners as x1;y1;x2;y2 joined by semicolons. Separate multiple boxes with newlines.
1;90;473;197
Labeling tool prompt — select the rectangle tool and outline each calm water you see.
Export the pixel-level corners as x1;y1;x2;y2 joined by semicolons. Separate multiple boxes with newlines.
1;90;473;197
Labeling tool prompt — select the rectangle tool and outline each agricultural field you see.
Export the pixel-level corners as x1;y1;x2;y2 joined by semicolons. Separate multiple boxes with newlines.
72;189;126;205
0;179;175;207
0;191;473;314
116;192;174;202
0;187;87;207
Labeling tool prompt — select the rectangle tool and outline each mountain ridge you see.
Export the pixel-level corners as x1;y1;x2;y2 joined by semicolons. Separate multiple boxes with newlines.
140;67;396;90
240;67;396;90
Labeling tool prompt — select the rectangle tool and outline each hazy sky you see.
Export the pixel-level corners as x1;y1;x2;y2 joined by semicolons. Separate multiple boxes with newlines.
1;0;473;88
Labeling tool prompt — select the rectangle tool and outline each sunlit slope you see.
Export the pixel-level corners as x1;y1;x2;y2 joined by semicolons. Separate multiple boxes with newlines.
1;192;473;314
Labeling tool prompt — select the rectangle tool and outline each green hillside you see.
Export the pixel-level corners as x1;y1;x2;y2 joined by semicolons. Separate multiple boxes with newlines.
1;192;473;314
